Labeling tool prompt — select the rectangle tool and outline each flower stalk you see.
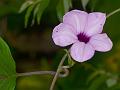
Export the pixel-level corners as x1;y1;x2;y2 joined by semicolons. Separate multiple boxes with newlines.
50;53;67;90
17;71;56;77
107;7;120;18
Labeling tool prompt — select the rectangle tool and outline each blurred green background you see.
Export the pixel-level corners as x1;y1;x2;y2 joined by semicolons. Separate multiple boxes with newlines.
0;0;120;90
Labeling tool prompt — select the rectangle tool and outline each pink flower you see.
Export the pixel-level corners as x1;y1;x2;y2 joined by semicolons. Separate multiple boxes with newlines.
52;10;113;62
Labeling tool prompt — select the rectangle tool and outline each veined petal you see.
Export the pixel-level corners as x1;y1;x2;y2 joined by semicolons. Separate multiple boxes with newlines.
70;42;95;62
63;10;88;34
52;23;78;47
89;33;113;52
85;12;106;36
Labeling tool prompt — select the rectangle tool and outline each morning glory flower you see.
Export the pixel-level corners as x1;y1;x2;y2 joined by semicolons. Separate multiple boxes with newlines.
52;10;113;62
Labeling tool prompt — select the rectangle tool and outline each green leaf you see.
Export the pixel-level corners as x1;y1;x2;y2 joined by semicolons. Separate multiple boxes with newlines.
23;0;49;27
24;0;39;27
56;0;72;21
32;3;41;25
37;0;50;24
19;1;33;13
0;37;16;90
81;0;90;10
25;5;35;28
0;77;16;90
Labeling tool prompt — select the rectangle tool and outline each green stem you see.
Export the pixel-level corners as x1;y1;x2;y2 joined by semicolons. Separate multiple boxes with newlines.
17;68;69;78
17;71;56;77
50;54;67;90
107;8;120;18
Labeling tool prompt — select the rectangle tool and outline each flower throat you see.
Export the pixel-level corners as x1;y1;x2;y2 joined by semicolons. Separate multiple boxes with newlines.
77;33;90;43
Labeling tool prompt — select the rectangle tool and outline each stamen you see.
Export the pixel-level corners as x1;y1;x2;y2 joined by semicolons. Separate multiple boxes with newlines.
77;33;90;43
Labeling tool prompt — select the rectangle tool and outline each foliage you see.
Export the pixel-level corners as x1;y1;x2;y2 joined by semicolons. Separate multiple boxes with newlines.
19;0;72;27
19;0;50;27
0;37;16;90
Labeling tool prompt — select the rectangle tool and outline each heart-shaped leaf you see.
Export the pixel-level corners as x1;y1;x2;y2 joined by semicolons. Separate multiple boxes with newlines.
0;37;16;90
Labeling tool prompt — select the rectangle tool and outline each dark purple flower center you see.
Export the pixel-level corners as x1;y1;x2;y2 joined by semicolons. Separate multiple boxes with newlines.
77;33;90;43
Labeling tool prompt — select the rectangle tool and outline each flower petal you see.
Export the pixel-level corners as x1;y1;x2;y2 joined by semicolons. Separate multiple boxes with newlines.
89;33;113;52
70;42;95;62
63;10;88;34
85;12;106;36
52;23;78;47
